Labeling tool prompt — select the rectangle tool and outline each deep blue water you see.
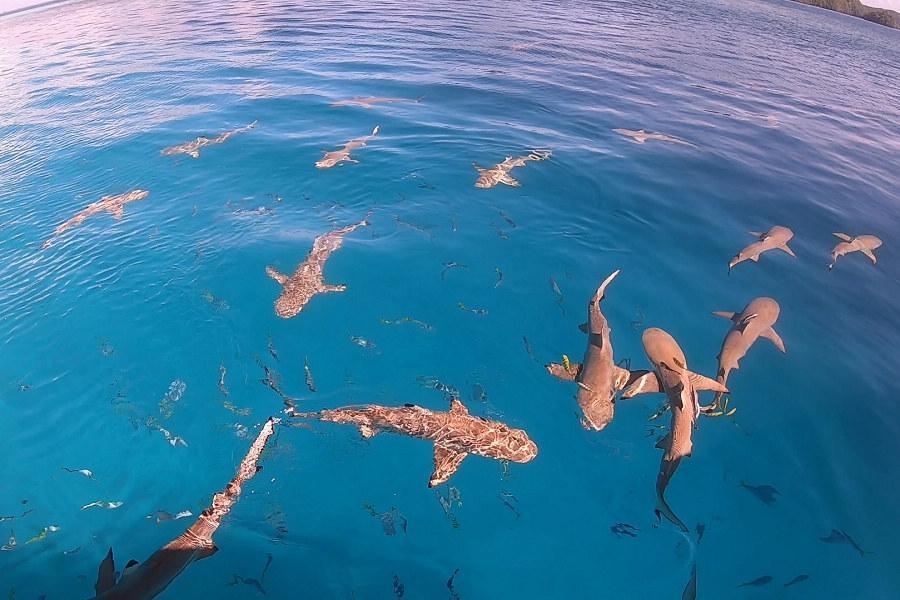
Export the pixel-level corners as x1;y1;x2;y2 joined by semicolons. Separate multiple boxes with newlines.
1;0;899;597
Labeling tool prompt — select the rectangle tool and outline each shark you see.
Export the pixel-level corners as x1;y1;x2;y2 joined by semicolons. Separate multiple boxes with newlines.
315;126;380;169
621;328;727;532
729;226;796;271
473;149;551;189
829;233;882;270
545;270;645;430
265;217;369;318
287;399;538;487
161;121;257;159
706;297;785;411
612;128;696;147
42;190;150;249
90;417;279;599
331;97;420;108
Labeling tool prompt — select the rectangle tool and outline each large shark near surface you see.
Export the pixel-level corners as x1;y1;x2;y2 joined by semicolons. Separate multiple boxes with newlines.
331;97;420;108
828;233;882;270
729;226;795;272
90;417;279;599
161;121;257;159
288;399;538;487
707;297;785;410
622;328;727;532
546;270;645;430
612;128;696;147
473;149;551;189
265;217;369;318
315;126;380;168
42;190;150;249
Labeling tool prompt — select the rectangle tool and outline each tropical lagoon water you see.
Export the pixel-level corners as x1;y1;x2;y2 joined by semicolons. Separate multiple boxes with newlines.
1;0;898;597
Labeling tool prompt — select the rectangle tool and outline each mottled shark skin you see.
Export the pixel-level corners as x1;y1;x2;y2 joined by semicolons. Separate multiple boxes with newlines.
829;233;882;270
315;126;380;168
91;417;279;600
161;121;257;159
331;97;420;108
266;218;369;318
288;399;537;487
42;190;150;249
473;149;551;189
707;297;785;410
621;328;727;532
729;226;795;271
545;270;645;430
612;128;696;147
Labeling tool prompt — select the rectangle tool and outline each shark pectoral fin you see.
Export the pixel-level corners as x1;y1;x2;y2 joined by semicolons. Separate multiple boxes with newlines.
546;362;580;381
188;150;200;158
95;547;116;595
687;371;728;394
712;311;736;321
861;248;877;264
832;232;852;242
121;559;140;579
265;266;288;285
196;544;219;561
761;327;786;353
578;322;590;334
429;446;468;487
359;424;378;439
780;243;796;257
450;398;469;415
654;432;671;450
473;164;485;173
621;371;661;398
108;205;125;220
499;174;520;187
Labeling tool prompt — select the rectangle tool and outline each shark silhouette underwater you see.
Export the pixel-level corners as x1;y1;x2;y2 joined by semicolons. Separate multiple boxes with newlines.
89;417;279;599
288;399;538;487
42;190;149;249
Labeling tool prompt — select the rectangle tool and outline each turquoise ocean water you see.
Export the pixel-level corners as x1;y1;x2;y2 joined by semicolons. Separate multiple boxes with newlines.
1;0;899;597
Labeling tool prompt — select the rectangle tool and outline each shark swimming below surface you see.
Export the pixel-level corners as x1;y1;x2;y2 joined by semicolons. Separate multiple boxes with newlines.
315;126;380;168
828;233;882;270
42;190;149;249
331;96;420;108
612;128;696;147
473;149;551;189
287;398;537;486
161;121;257;159
729;226;795;271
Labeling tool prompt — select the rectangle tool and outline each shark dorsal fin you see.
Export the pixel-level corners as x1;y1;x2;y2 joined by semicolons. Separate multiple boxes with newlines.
429;445;468;487
450;398;469;415
95;548;116;595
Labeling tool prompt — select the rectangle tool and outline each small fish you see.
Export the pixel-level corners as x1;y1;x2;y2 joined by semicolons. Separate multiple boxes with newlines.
304;356;317;392
435;489;460;529
218;364;229;398
25;525;59;544
492;224;510;240
227;575;266;596
81;501;123;510
740;481;780;506
819;529;871;556
350;335;378;351
1;530;15;551
457;302;488;316
98;338;115;357
448;486;462;507
395;215;432;238
610;523;639;538
738;575;772;588
416;376;459;400
441;261;468;280
379;316;434;332
258;360;295;407
158;379;187;420
498;210;517;228
393;574;405;598
471;383;487;403
498;491;520;518
18;384;30;392
447;568;461;600
63;546;81;555
146;417;188;447
363;504;408;536
494;267;503;288
784;574;809;587
648;402;670;421
200;290;230;311
522;336;535;361
549;277;565;313
62;467;94;479
267;334;279;361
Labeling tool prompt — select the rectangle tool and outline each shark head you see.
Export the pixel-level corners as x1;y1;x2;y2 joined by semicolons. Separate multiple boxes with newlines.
315;157;338;169
501;428;539;463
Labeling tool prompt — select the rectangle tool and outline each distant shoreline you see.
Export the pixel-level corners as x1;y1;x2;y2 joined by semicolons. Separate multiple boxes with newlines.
788;0;900;29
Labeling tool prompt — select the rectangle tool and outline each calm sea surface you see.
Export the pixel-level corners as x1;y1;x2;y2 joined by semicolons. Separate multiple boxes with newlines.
1;0;899;597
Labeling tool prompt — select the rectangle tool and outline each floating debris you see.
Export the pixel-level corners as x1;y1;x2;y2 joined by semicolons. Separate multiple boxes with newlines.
494;267;504;288
740;481;779;506
146;510;193;524
363;504;408;536
158;379;187;420
393;574;405;598
379;316;434;332
1;531;15;551
498;491;520;518
447;568;461;600
784;574;809;587
200;290;230;311
819;529;871;556
81;501;123;510
62;467;94;479
738;575;772;588
457;302;487;316
25;526;59;545
267;334;279;361
610;523;638;538
441;261;468;280
416;376;459;400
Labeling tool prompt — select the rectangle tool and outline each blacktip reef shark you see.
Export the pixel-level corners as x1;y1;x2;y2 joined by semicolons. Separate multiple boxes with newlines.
42;190;149;249
331;97;421;108
612;128;696;147
706;297;785;412
161;121;257;159
266;217;369;318
545;270;646;430
315;126;380;169
473;149;551;189
621;328;727;532
828;233;882;270
287;398;537;487
729;226;795;272
90;417;279;599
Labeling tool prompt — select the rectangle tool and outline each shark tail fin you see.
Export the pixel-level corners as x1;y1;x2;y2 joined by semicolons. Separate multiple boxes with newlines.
832;232;852;242
593;269;620;305
95;547;116;595
655;456;689;533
